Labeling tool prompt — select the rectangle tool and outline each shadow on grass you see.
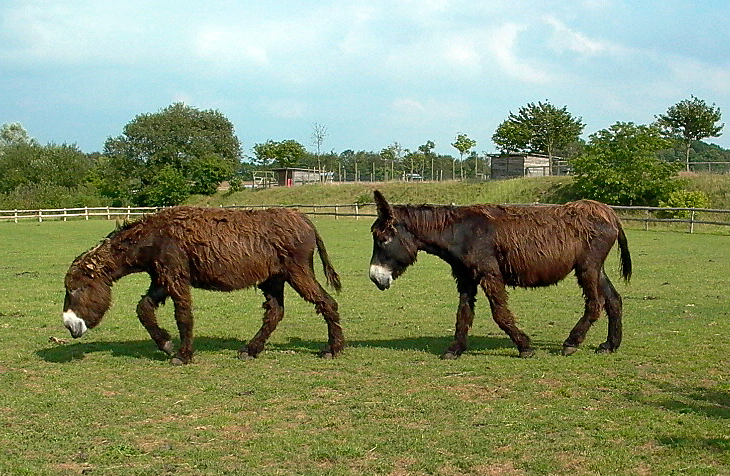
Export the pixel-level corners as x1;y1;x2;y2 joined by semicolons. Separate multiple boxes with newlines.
650;382;730;420
656;435;730;453
37;332;568;363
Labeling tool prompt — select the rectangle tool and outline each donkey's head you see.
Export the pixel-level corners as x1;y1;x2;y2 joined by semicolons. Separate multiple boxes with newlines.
369;191;419;290
62;245;113;338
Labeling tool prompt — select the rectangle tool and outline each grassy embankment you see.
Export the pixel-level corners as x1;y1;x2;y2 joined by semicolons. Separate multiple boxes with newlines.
189;174;730;209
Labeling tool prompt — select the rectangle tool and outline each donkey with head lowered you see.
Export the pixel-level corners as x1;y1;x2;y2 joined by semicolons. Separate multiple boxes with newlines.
63;206;344;364
368;191;631;359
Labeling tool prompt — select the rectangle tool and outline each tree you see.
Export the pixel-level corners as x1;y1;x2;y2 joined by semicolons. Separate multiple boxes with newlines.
655;95;724;172
0;122;37;147
103;103;241;204
571;122;680;206
311;123;328;179
144;165;191;207
451;133;476;180
252;139;307;168
492;101;585;166
0;141;90;194
418;140;435;180
379;145;397;181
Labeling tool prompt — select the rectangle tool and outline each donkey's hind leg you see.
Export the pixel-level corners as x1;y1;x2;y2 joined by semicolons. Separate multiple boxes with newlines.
136;283;174;356
240;276;286;359
481;275;534;358
562;267;605;356
596;269;622;353
287;270;344;358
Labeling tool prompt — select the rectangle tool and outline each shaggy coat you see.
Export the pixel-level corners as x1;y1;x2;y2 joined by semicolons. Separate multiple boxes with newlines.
63;206;343;364
369;190;631;358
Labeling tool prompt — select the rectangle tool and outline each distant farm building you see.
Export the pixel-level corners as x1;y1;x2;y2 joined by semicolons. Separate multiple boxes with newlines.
272;168;332;187
489;154;570;179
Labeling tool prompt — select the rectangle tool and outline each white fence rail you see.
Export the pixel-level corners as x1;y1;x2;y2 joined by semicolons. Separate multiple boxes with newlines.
3;204;730;233
0;206;160;223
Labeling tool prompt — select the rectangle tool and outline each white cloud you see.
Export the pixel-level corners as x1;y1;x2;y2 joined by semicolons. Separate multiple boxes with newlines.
544;16;609;56
193;27;270;67
487;23;553;84
265;99;307;120
666;57;730;96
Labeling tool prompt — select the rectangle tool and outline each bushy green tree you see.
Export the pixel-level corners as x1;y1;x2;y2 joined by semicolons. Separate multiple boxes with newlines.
0;122;37;147
143;166;191;207
655;96;724;171
252;139;307;168
492;101;584;161
0;141;90;194
103;103;241;205
571;122;680;205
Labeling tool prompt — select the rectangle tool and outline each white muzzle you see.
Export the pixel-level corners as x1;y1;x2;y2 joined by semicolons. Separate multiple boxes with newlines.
63;310;88;338
369;264;393;290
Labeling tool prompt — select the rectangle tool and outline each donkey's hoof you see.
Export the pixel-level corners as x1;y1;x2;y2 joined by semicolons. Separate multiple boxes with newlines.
170;357;186;366
595;343;614;354
561;346;579;356
519;349;535;358
238;348;256;360
319;345;341;359
161;341;174;356
440;352;459;360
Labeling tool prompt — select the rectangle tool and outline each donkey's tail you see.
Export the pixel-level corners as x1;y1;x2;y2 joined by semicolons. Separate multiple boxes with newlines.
306;217;342;292
617;222;632;283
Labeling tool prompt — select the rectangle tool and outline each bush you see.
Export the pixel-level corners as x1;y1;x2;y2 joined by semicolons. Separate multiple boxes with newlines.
0;183;109;210
571;122;680;206
657;189;710;219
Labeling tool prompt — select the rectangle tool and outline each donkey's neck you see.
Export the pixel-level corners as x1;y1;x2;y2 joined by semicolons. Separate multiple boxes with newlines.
81;238;136;284
398;205;461;257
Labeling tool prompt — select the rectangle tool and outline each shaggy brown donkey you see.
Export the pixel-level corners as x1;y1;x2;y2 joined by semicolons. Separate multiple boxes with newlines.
369;191;631;359
63;206;344;364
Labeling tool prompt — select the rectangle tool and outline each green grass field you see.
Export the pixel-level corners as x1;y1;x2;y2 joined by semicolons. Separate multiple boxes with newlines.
1;218;730;475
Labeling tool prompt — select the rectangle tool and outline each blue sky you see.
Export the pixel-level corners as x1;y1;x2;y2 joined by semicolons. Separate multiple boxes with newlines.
2;0;729;157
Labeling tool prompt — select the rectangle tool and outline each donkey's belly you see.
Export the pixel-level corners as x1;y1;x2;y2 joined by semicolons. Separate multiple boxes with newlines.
501;258;574;288
189;254;278;291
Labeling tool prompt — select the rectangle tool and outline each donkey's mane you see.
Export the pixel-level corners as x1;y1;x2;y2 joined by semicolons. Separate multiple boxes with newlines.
392;204;495;234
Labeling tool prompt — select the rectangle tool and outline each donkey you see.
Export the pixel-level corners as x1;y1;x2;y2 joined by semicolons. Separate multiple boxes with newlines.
368;191;631;359
62;206;344;364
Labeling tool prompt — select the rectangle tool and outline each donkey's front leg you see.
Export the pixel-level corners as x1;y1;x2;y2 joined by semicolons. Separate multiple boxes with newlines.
136;283;174;356
442;277;477;359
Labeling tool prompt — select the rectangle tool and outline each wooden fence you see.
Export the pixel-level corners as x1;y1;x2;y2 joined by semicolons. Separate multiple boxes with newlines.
0;206;160;223
3;204;730;233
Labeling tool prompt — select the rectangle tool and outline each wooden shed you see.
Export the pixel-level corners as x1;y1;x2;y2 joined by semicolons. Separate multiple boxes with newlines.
272;168;326;186
489;154;554;179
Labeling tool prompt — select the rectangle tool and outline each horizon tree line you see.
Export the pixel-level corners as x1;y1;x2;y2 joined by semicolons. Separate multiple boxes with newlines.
0;97;724;208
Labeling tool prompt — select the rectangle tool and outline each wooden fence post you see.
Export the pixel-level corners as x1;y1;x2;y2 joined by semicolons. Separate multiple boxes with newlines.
690;210;695;234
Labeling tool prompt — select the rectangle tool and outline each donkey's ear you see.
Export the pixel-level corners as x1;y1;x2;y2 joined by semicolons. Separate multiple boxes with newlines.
374;190;393;220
